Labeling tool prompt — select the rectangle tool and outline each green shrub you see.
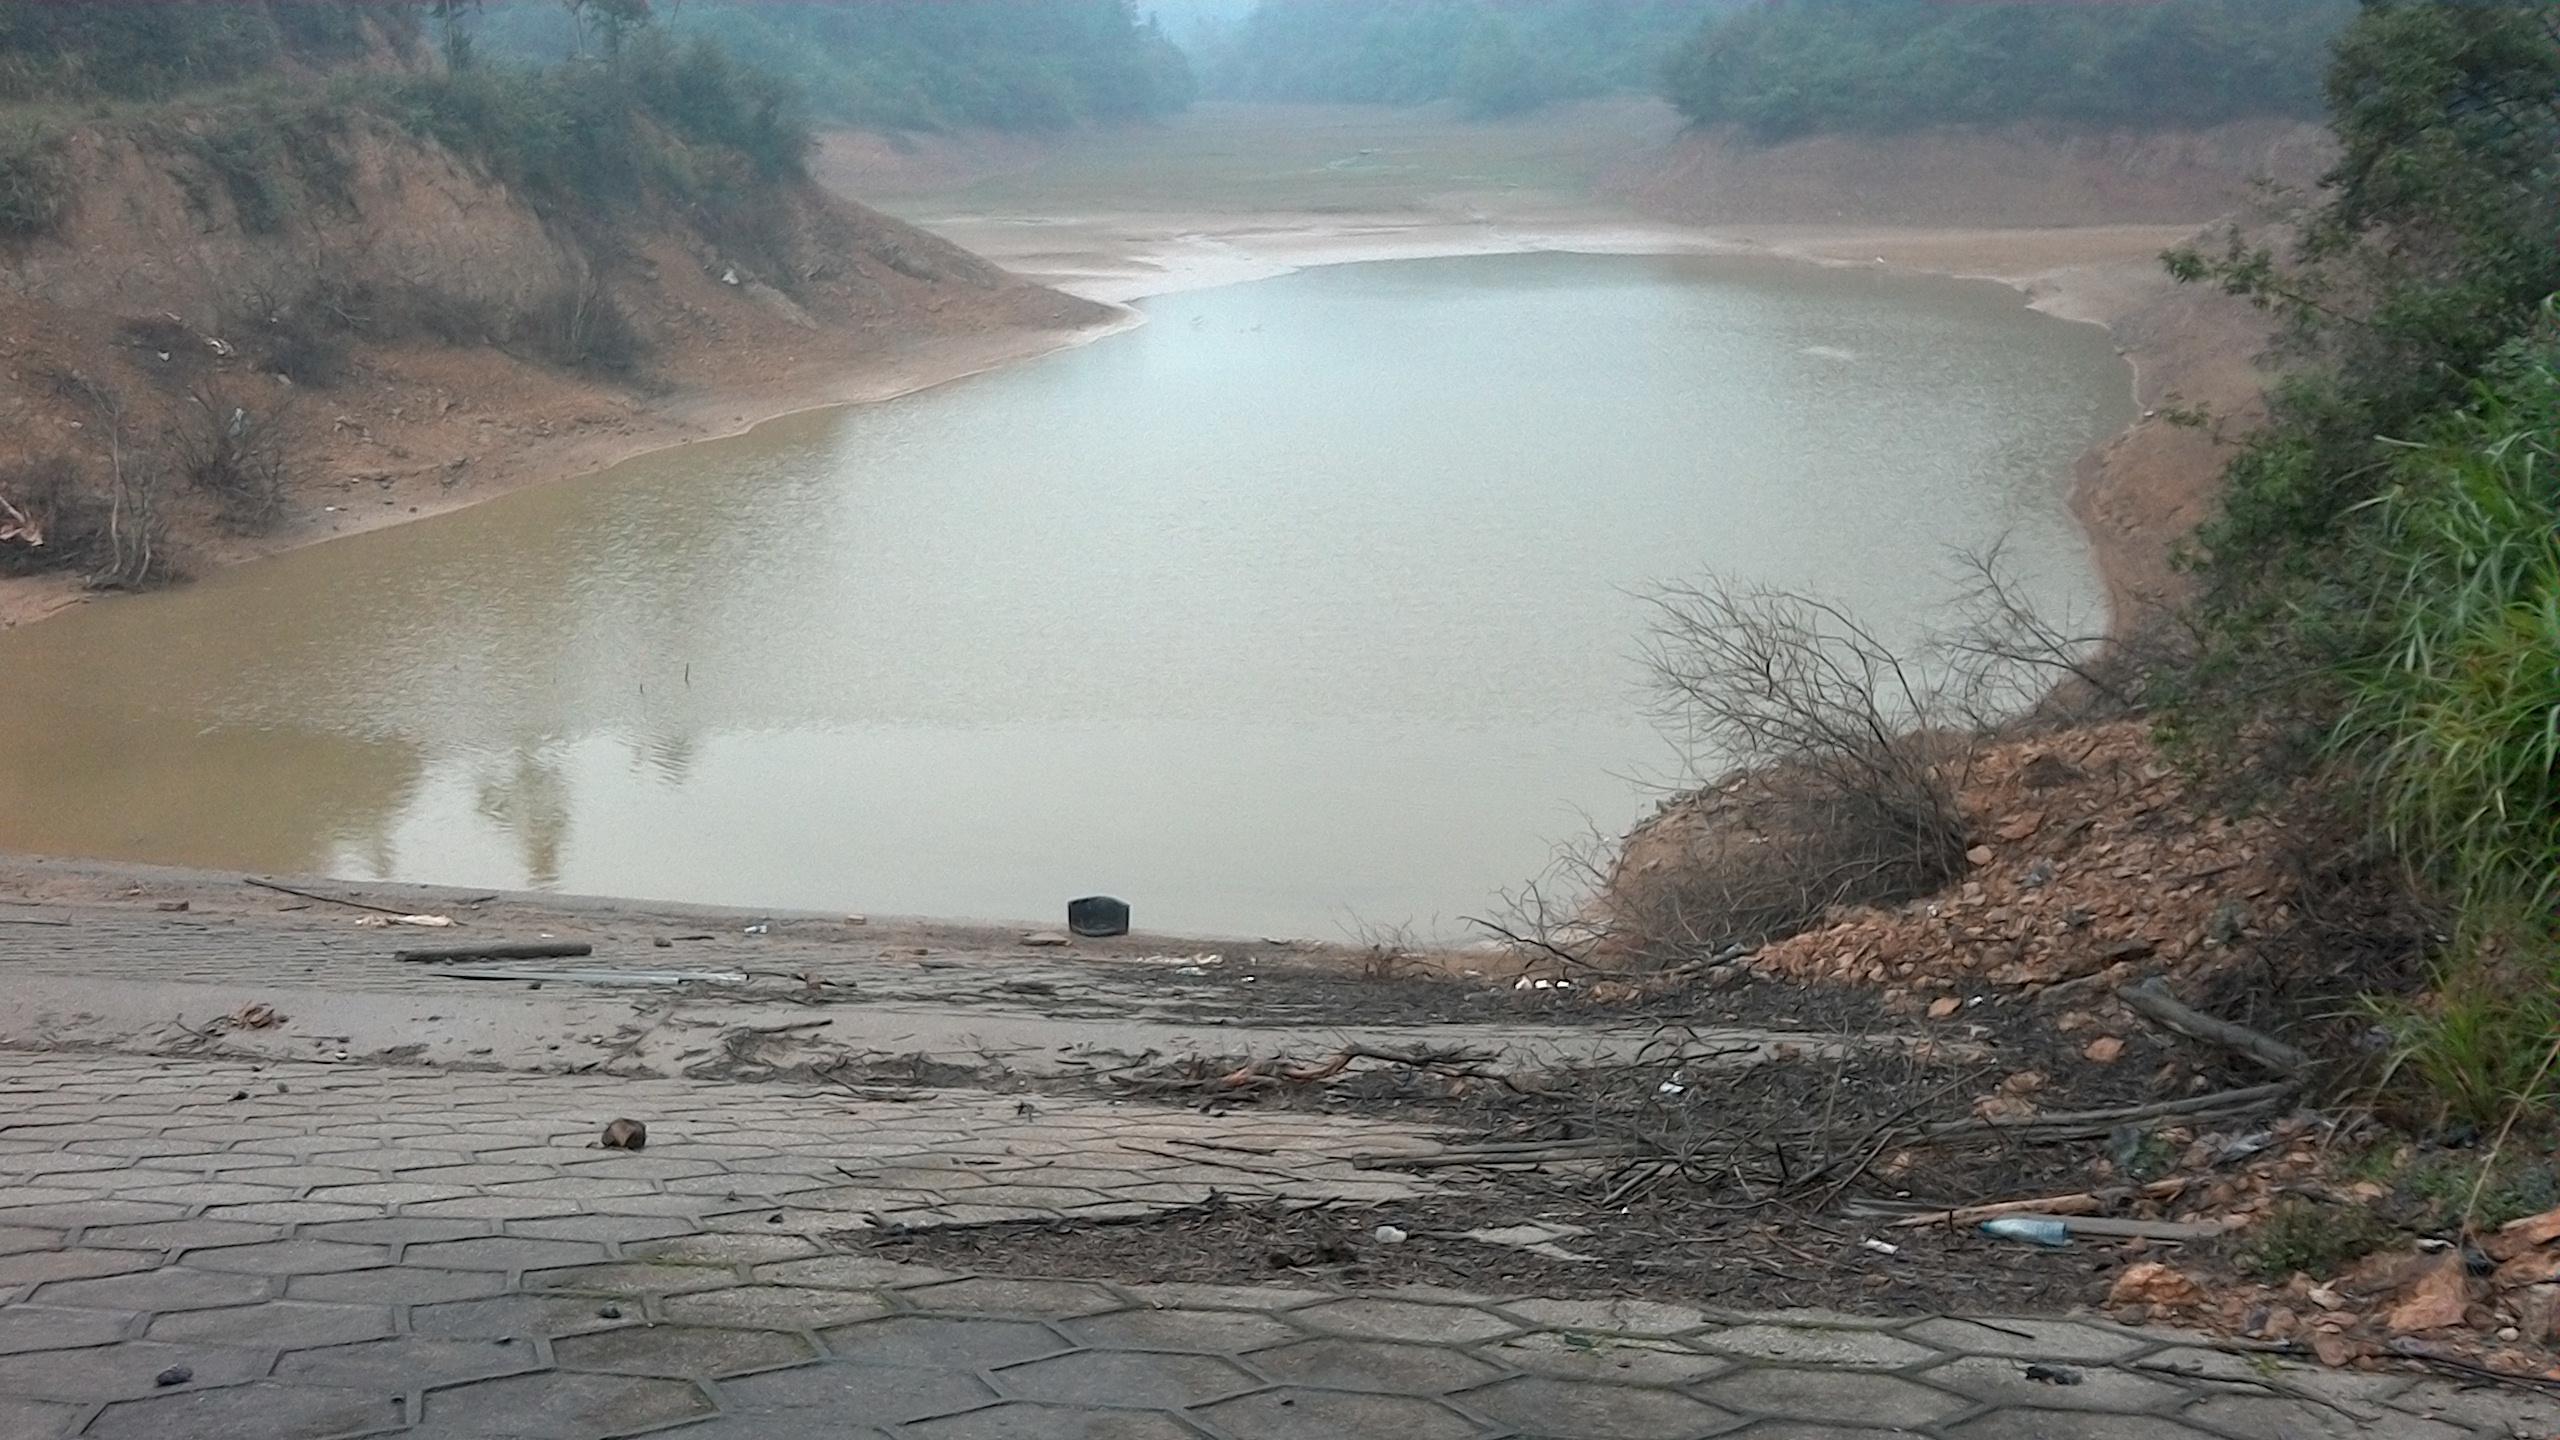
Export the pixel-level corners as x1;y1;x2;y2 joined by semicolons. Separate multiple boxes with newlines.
0;121;68;238
2242;1198;2397;1281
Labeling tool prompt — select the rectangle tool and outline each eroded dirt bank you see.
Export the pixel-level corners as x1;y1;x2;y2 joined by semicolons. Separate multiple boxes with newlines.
0;119;1122;629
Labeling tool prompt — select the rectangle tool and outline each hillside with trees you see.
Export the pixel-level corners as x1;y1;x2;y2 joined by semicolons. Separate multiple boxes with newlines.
1212;0;1736;117
476;0;1196;132
0;0;1103;596
1663;0;2355;139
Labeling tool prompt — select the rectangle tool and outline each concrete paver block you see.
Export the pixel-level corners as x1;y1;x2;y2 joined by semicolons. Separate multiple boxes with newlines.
148;1298;397;1348
1696;1324;1940;1370
1198;1386;1484;1440
1903;1318;2149;1363
661;1282;898;1329
180;1239;391;1275
553;1322;816;1378
1250;1336;1507;1394
1698;1368;1969;1428
900;1401;1209;1439
1455;1374;1737;1439
1288;1298;1517;1344
1483;1331;1731;1387
721;1358;996;1422
2179;1393;2468;1440
1061;1307;1302;1355
274;1335;543;1390
85;1379;401;1440
1921;1354;2187;1413
421;1370;714;1437
820;1315;1071;1370
1947;1411;2220;1440
902;1277;1127;1318
994;1350;1259;1409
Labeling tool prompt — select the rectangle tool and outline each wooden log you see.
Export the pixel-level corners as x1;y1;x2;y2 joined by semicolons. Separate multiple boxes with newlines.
2123;978;2309;1075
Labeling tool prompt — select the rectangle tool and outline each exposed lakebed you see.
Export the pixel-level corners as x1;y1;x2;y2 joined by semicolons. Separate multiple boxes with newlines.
0;252;2129;935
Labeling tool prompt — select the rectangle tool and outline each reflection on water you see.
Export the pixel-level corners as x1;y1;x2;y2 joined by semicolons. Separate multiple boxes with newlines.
0;253;2130;934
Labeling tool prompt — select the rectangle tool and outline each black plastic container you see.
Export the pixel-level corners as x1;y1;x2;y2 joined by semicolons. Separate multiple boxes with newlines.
1067;895;1130;938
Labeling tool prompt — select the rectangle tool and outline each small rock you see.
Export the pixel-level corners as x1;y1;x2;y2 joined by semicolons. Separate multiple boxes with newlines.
2108;1262;2202;1311
2022;1363;2081;1386
653;937;673;949
2083;1036;2127;1064
2387;1250;2473;1334
154;1366;191;1387
1021;931;1070;948
1372;1225;1408;1244
1927;997;1962;1019
2311;1330;2359;1367
155;900;189;912
1965;845;1995;865
845;914;867;926
597;1303;622;1320
600;1119;647;1151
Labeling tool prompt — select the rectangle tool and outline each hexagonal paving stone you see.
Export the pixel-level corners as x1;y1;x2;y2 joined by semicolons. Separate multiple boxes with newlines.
504;1215;696;1246
275;1335;541;1391
994;1350;1256;1409
553;1324;817;1378
2393;1383;2560;1435
754;1255;957;1291
422;1371;714;1437
1498;1299;1712;1337
722;1359;996;1423
626;1233;821;1266
1903;1318;2147;1363
0;1395;77;1440
889;1402;1201;1439
411;1292;647;1341
660;1283;896;1329
182;1240;390;1275
1695;1324;1939;1370
1058;1307;1300;1355
289;1266;510;1305
656;1417;890;1440
83;1219;288;1251
1454;1375;1734;1440
1286;1297;1517;1345
1479;1332;1728;1387
1199;1387;1482;1440
902;1277;1127;1318
2179;1394;2467;1440
1118;1283;1327;1313
1947;1413;2221;1440
1252;1337;1507;1394
0;1339;273;1401
85;1380;401;1440
33;1265;272;1312
403;1237;618;1272
0;1305;140;1356
149;1299;398;1349
1920;1355;2189;1413
821;1315;1070;1370
1697;1369;1967;1428
0;1249;159;1287
530;1262;743;1297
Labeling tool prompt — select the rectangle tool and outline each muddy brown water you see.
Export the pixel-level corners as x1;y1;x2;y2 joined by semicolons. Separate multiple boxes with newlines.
0;253;2130;935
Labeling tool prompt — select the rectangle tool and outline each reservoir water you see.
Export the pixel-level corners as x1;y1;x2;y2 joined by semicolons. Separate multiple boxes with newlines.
0;252;2130;935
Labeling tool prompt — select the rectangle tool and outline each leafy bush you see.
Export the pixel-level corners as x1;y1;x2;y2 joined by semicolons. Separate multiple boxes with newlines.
1662;0;2353;140
2158;2;2560;1128
515;276;643;376
2241;1198;2396;1280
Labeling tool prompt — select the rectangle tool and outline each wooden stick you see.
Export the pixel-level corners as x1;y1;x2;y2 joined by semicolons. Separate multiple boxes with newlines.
1888;1178;2188;1229
1910;1081;2295;1144
244;876;418;918
395;942;593;964
0;916;71;927
2122;978;2309;1075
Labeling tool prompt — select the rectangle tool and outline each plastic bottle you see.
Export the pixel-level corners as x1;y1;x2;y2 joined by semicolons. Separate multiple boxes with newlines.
1979;1217;2073;1248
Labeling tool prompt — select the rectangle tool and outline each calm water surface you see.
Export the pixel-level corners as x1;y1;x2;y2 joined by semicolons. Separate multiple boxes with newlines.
0;253;2129;934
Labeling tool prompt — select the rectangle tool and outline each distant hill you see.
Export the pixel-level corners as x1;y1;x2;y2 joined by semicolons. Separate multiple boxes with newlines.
1663;0;2355;140
1209;0;1739;117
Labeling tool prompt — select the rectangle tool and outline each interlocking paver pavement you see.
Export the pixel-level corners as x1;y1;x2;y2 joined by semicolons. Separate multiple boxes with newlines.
0;1049;2553;1439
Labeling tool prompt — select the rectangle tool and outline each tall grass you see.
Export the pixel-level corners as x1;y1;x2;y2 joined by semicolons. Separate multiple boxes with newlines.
2342;320;2560;1128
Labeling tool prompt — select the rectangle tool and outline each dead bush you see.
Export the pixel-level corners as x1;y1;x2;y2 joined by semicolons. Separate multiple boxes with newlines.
33;373;176;589
0;454;105;578
167;387;291;533
516;273;644;376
